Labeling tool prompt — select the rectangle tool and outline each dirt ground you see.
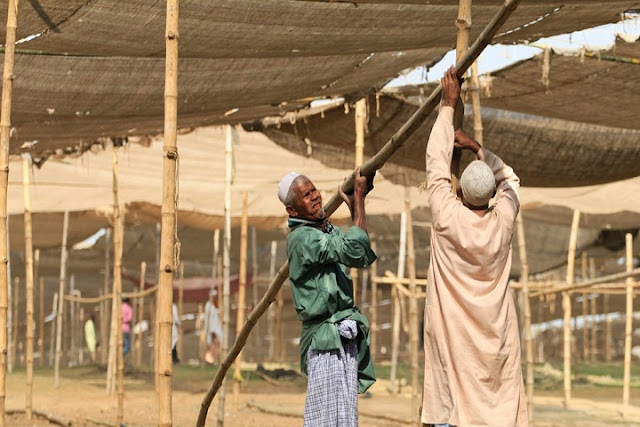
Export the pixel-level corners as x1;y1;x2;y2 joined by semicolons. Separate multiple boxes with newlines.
4;363;640;426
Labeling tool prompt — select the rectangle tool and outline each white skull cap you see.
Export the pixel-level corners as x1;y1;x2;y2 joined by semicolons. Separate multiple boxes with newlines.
459;160;495;207
277;172;302;205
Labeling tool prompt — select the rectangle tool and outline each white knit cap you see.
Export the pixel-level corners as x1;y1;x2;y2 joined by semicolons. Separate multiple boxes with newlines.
277;172;302;205
459;160;495;207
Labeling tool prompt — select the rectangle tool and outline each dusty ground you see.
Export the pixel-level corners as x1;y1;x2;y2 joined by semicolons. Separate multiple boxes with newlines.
4;362;640;426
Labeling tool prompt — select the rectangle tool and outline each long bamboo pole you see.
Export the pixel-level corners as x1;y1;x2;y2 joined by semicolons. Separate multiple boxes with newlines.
563;210;580;409
581;253;588;361
54;210;69;387
157;0;180;424
589;258;597;362
251;227;259;361
11;277;17;368
101;228;111;365
233;191;248;411
370;242;378;360
0;0;19;418
604;290;612;362
405;190;419;424
218;125;234;427
390;210;407;394
196;3;524;422
178;263;184;362
38;276;43;368
22;155;34;419
516;214;533;422
135;262;146;369
451;0;471;182
470;60;483;144
49;293;57;367
623;233;633;418
532;268;640;297
352;97;367;304
69;274;75;365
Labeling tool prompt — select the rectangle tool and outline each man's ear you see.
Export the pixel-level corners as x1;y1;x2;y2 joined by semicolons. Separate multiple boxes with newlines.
286;205;299;217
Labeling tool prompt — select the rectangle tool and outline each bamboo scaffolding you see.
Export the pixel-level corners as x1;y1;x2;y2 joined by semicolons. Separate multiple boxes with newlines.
390;210;407;394
101;228;111;365
218;125;234;427
516;214;533;422
370;242;378;359
196;3;525;421
178;263;184;363
405;190;419;424
64;286;158;304
372;276;429;287
135;262;146;369
623;233;633;418
22;155;34;419
157;0;180;424
54;210;69;387
530;268;640;297
393;282;427;300
11;277;18;368
0;0;19;418
233;191;249;411
38;276;44;368
563;210;580;409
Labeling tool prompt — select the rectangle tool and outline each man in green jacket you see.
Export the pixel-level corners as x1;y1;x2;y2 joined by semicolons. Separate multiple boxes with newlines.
278;168;377;427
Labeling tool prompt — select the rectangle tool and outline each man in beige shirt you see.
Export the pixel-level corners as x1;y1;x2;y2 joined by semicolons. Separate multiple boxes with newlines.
421;67;528;427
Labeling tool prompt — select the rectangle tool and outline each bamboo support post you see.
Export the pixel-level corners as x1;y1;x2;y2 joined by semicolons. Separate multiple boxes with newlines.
38;276;44;368
69;274;75;364
11;277;18;368
251;227;259;361
178;263;184;362
218;125;234;427
589;258;597;362
352;97;367;304
581;253;588;361
604;291;612;362
0;0;19;417
79;307;84;365
470;60;483;144
390;210;407;394
623;233;633;418
135;262;146;368
101;228;111;365
157;0;180;424
405;190;419;423
563;210;580;408
49;293;57;367
196;2;525;421
516;214;533;422
268;241;276;360
22;155;34;419
370;242;378;359
54;210;69;387
233;192;249;411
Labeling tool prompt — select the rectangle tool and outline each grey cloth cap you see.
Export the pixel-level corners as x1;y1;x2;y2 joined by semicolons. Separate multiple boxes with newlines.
459;160;495;207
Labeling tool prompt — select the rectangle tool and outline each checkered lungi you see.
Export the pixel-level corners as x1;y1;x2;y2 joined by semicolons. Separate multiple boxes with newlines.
303;319;359;427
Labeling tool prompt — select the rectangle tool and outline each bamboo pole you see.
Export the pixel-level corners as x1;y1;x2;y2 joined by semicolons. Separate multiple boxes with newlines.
196;2;525;421
212;229;219;294
604;291;612;362
470;60;483;144
405;190;419;424
178;263;184;362
589;258;597;362
38;276;44;368
101;228;111;365
352;97;367;304
516;214;533;422
233;191;249;411
370;242;378;359
54;210;69;387
49;293;57;367
581;253;588;361
79;307;84;365
218;125;234;427
268;241;276;360
22;155;34;419
251;227;259;361
135;262;146;369
563;210;580;409
623;233;633;418
11;277;18;368
532;268;640;297
390;210;407;394
69;274;75;365
157;0;180;424
5;216;10;376
0;0;19;417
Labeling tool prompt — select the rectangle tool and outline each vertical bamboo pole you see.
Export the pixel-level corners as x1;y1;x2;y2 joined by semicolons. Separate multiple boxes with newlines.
604;291;612;362
563;209;580;409
135;262;146;369
11;277;18;368
212;229;219;293
581;252;588;362
268;241;276;360
405;190;419;423
101;228;111;365
158;0;180;424
233;192;248;411
0;0;19;418
5;217;10;376
470;61;483;144
69;274;75;364
178;263;184;362
251;227;259;361
49;293;57;367
79;307;84;365
218;125;234;427
22;155;34;419
623;233;633;418
351;97;366;304
370;242;378;360
54;210;69;387
516;214;533;422
38;276;44;368
589;258;597;362
390;210;407;393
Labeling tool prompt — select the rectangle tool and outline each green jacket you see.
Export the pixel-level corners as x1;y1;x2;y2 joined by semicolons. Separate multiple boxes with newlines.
287;223;377;393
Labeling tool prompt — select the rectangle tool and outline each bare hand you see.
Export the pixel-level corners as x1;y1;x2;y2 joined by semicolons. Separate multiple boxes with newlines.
441;66;461;108
454;129;480;154
338;168;375;211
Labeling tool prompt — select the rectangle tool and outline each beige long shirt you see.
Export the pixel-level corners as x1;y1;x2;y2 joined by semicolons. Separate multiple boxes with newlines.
421;106;528;426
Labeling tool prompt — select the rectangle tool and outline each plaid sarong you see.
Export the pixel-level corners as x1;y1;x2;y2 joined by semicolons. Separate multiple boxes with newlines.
303;320;359;427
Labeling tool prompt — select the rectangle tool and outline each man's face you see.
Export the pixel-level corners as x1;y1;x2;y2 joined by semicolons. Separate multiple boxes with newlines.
287;177;325;221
